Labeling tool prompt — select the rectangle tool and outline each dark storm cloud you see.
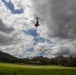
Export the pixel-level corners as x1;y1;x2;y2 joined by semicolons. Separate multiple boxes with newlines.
32;0;76;39
0;19;14;34
48;0;76;39
0;19;15;45
32;0;76;57
53;46;70;55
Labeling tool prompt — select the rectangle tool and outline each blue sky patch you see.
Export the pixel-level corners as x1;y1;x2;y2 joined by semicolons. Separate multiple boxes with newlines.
2;0;24;14
23;29;51;46
23;29;38;37
27;47;34;52
33;36;51;45
38;51;45;56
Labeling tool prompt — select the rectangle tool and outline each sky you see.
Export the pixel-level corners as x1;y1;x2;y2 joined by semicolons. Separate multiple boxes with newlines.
0;0;76;58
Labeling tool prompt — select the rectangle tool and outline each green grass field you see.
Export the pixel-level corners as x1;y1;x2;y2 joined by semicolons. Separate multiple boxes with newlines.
0;63;76;75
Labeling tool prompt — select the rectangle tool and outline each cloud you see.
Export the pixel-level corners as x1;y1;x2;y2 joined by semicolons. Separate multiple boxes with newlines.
0;19;14;33
34;42;50;51
1;0;76;58
0;0;36;58
47;0;76;40
0;19;17;45
2;0;24;14
51;45;70;56
32;0;76;40
32;0;76;57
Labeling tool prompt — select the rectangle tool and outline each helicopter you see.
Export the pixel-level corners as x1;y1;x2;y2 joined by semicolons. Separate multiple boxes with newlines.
35;17;40;27
30;17;40;27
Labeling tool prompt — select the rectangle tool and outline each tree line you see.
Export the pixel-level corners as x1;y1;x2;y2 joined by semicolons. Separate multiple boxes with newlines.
1;54;76;67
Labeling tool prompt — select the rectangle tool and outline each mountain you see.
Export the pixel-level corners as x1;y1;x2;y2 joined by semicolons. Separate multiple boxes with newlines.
0;51;19;63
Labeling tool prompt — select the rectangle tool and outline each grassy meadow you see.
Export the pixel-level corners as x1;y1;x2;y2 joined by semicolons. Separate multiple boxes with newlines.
0;63;76;75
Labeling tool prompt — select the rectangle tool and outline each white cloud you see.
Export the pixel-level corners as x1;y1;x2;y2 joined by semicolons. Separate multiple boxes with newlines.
0;0;35;58
34;42;50;51
1;0;76;58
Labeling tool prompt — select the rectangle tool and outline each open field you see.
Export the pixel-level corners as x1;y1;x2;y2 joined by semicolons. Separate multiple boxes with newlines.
0;63;76;75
